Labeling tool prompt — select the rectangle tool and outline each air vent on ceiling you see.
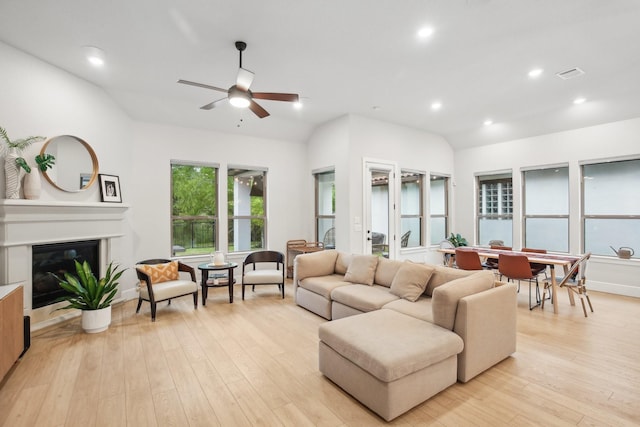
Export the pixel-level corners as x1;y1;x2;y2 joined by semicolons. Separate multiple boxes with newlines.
556;67;585;80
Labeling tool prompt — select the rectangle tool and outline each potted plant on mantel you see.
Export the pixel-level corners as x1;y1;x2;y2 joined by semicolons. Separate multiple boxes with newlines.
52;260;125;333
0;126;46;199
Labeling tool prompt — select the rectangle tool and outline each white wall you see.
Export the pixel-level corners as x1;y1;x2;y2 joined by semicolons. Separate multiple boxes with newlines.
0;41;136;297
131;122;308;268
454;117;640;296
307;114;455;262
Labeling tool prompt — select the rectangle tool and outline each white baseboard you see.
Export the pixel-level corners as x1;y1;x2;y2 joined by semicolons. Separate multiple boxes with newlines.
588;280;640;298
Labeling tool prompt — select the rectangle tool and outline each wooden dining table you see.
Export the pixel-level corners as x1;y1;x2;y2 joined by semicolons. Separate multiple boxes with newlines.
439;246;581;314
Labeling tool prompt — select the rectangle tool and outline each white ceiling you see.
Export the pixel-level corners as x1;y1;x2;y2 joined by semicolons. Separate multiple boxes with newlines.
2;0;640;149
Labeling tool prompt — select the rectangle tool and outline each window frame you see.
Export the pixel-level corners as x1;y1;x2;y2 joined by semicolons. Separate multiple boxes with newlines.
170;161;219;257
522;165;570;252
227;166;268;253
476;172;513;246
314;169;336;246
399;170;425;248
429;174;449;245
581;157;640;257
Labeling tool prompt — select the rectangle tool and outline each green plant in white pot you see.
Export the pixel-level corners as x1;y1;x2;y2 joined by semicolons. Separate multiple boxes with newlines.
53;260;125;333
0;126;46;199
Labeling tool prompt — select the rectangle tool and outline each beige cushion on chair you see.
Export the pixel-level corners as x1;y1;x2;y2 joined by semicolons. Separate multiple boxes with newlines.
138;279;197;301
243;269;282;284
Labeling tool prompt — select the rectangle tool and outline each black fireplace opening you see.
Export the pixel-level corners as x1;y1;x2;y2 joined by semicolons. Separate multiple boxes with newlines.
32;240;100;309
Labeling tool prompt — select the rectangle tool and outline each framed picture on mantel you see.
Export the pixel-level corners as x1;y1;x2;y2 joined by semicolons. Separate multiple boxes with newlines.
99;174;122;203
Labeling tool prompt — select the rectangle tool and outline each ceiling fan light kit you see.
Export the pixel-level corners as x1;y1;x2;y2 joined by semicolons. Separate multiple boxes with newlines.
178;40;299;118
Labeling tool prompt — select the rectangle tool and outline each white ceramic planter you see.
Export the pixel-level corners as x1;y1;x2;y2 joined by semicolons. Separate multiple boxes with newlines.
81;306;111;333
23;171;41;200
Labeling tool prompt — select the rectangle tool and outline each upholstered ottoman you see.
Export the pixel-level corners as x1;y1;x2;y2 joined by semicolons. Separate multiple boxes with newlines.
318;309;463;421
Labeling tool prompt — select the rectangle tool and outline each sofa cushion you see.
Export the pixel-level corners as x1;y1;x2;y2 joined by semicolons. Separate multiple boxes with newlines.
382;297;434;322
319;309;463;382
298;274;351;298
335;252;353;275
389;263;435;302
137;261;179;285
432;270;495;330
344;255;379;286
425;265;476;296
374;257;404;287
331;284;399;312
294;250;339;281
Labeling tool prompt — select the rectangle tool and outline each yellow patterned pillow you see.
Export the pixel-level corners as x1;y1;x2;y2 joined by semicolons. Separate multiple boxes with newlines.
137;261;179;286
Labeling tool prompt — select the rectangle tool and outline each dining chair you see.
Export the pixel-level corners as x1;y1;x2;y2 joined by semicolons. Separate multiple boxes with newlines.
521;247;548;278
542;252;593;317
485;245;512;271
498;253;540;310
455;248;484;270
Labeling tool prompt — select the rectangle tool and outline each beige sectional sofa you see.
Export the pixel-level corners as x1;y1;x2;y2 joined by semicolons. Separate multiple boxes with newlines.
293;249;517;421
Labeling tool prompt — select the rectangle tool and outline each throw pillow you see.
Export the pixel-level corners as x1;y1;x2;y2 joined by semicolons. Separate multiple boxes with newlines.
344;255;379;285
389;262;435;302
137;260;179;286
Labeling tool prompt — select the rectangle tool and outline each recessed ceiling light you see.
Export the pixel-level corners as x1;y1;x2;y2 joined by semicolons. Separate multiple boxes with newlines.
431;102;442;111
528;68;543;78
293;101;303;110
483;119;493;126
83;46;105;67
417;27;434;39
573;97;587;105
372;105;382;111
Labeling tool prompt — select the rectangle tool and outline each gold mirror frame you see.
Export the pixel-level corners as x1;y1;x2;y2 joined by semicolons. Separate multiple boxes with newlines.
40;135;100;193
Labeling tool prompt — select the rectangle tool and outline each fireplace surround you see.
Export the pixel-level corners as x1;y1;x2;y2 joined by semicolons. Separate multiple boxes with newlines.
0;199;128;328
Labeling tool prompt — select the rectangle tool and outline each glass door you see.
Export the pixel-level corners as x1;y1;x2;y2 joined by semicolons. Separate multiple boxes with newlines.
364;162;395;257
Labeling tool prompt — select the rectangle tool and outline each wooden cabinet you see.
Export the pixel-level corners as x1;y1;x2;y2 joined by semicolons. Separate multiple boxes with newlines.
1;284;24;382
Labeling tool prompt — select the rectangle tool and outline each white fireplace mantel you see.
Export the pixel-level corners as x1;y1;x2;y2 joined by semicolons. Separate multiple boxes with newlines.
0;199;129;327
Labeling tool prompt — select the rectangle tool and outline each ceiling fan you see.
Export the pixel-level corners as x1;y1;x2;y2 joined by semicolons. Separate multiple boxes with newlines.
178;41;299;118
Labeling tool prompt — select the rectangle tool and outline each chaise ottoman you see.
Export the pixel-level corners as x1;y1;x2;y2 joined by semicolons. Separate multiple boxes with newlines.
318;309;464;421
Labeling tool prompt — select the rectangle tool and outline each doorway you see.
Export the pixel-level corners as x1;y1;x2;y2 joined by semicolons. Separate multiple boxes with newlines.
364;161;396;257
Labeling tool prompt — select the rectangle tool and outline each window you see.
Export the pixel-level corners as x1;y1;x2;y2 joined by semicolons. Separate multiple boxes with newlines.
171;163;218;256
429;175;449;245
315;170;335;248
582;158;640;258
228;167;266;252
523;167;569;252
477;173;513;246
400;171;424;248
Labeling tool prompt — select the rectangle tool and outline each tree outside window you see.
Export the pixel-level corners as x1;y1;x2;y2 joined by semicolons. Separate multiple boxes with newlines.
171;163;218;256
228;168;266;252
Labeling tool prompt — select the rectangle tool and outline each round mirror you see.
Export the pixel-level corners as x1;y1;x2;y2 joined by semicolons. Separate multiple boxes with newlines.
40;135;99;192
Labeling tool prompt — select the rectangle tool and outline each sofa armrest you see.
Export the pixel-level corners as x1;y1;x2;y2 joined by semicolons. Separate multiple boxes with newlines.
454;282;517;382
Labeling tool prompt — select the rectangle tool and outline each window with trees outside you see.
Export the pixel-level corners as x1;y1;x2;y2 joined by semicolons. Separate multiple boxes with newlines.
430;175;449;245
582;158;640;258
523;167;569;252
477;173;513;246
228;167;266;252
315;170;335;248
400;171;424;248
171;163;218;256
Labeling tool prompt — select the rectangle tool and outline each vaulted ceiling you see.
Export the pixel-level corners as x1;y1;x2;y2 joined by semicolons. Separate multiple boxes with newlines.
2;0;640;149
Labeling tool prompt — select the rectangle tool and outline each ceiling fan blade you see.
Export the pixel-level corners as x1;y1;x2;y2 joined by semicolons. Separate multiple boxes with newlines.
249;100;270;118
236;68;255;91
177;79;228;93
252;92;299;102
200;97;227;110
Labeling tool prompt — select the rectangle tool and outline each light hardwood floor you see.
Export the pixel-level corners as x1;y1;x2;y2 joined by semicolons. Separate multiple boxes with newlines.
1;282;639;426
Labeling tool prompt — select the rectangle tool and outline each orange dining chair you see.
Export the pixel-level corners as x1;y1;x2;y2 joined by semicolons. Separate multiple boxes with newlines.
455;248;484;270
485;245;512;271
521;247;548;278
498;253;540;310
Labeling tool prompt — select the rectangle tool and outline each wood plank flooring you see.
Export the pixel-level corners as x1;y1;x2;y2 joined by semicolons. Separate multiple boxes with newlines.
1;282;639;426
